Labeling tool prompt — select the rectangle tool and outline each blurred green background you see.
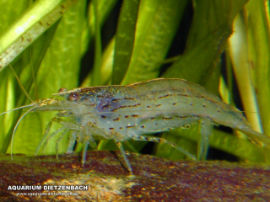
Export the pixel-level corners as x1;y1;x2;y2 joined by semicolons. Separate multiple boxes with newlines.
0;0;269;164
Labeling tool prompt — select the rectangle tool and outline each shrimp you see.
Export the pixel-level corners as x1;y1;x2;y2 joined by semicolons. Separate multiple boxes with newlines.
1;78;269;174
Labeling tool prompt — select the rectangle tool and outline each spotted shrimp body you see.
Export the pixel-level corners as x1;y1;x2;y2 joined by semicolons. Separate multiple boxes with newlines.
1;78;268;173
57;78;261;139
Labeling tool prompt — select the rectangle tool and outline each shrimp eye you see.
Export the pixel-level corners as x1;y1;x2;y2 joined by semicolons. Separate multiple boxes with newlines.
68;92;79;101
58;88;67;93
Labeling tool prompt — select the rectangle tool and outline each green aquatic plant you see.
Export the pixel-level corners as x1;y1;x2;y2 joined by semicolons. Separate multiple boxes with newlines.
0;0;269;164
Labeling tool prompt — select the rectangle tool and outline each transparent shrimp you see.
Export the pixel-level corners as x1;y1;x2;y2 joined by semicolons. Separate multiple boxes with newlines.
1;78;269;174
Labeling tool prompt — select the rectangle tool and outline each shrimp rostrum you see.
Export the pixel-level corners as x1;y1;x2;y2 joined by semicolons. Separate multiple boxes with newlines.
2;78;269;174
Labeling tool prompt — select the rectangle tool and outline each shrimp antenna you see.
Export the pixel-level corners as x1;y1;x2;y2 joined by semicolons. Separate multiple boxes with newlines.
0;104;36;116
10;106;39;159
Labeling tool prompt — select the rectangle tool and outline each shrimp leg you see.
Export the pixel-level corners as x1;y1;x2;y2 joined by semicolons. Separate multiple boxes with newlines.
66;131;77;154
35;117;75;155
81;142;90;166
116;142;133;174
197;119;213;160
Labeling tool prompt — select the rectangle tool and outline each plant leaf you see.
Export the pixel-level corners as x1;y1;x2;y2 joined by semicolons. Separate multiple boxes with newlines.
122;0;188;84
112;0;140;84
